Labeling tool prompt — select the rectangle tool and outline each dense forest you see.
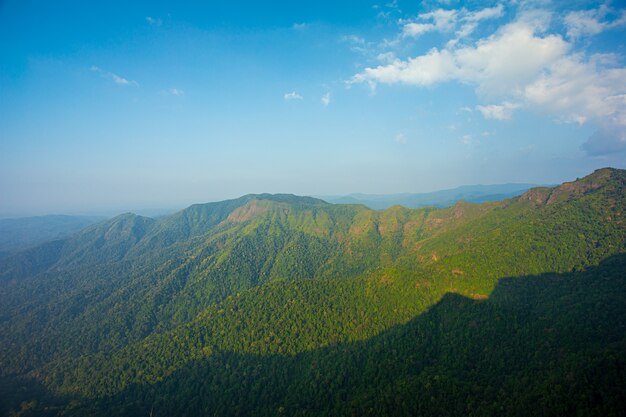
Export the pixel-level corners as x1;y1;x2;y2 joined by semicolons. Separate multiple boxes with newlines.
0;168;624;416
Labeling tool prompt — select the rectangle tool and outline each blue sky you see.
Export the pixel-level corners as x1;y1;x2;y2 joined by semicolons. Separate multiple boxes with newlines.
1;0;625;216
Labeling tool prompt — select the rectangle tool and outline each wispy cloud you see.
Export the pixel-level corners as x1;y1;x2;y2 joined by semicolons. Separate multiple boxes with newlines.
341;34;366;44
461;134;473;145
400;4;504;44
373;0;401;21
401;9;457;38
90;66;138;86
146;16;162;26
564;5;626;40
394;131;407;144
476;102;520;120
321;92;331;106
339;34;375;56
284;91;303;101
292;22;308;30
168;88;184;96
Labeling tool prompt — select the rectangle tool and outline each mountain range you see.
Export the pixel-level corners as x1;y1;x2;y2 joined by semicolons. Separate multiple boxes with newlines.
0;168;624;416
0;183;542;259
0;215;104;259
321;183;544;210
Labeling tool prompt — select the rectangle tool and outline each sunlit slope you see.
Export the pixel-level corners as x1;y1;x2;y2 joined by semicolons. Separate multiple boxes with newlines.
48;166;626;398
0;168;624;416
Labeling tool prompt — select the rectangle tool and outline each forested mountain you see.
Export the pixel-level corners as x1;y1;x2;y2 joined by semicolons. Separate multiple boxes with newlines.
0;215;104;259
323;183;541;209
0;168;624;416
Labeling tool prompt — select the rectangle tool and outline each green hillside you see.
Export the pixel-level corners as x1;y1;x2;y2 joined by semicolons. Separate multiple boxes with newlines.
0;168;625;416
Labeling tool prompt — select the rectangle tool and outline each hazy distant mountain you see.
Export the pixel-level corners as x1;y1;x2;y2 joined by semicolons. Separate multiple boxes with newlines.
0;168;624;417
0;215;104;258
323;183;544;209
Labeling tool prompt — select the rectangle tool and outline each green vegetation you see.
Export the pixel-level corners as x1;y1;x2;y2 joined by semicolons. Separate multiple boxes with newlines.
0;168;624;416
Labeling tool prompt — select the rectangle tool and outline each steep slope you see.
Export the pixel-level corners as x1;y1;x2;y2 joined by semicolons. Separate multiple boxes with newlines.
0;195;368;374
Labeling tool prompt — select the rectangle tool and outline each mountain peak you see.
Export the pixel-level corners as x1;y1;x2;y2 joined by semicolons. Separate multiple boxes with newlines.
520;167;625;206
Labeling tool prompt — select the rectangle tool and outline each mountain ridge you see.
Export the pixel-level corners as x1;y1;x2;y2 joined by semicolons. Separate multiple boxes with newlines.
0;168;624;416
0;215;104;259
321;182;549;210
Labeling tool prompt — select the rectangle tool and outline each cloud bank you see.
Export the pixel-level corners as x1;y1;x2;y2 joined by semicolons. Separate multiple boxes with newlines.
351;5;626;155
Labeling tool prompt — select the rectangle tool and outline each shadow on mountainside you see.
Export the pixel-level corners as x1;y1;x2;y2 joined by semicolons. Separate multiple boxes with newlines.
4;253;626;417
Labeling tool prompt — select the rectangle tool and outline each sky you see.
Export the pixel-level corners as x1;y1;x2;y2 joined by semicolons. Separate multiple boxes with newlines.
1;0;626;216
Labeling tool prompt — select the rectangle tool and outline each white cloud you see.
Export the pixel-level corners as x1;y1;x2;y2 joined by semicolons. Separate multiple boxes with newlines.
523;54;626;152
454;15;568;96
476;101;520;120
401;8;457;38
90;66;138;86
522;54;626;127
351;7;626;155
321;92;331;106
461;134;473;145
146;16;162;26
354;12;569;96
564;9;605;39
401;4;504;40
292;22;308;30
340;34;375;55
466;4;504;22
376;52;397;63
341;34;366;45
564;6;626;40
351;48;457;86
394;132;407;144
110;74;135;86
451;4;505;45
402;22;436;37
284;91;303;101
168;88;184;96
420;9;458;31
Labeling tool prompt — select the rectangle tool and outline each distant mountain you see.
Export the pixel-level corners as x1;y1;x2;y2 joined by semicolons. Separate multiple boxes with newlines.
0;168;624;417
0;215;104;258
323;183;544;209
